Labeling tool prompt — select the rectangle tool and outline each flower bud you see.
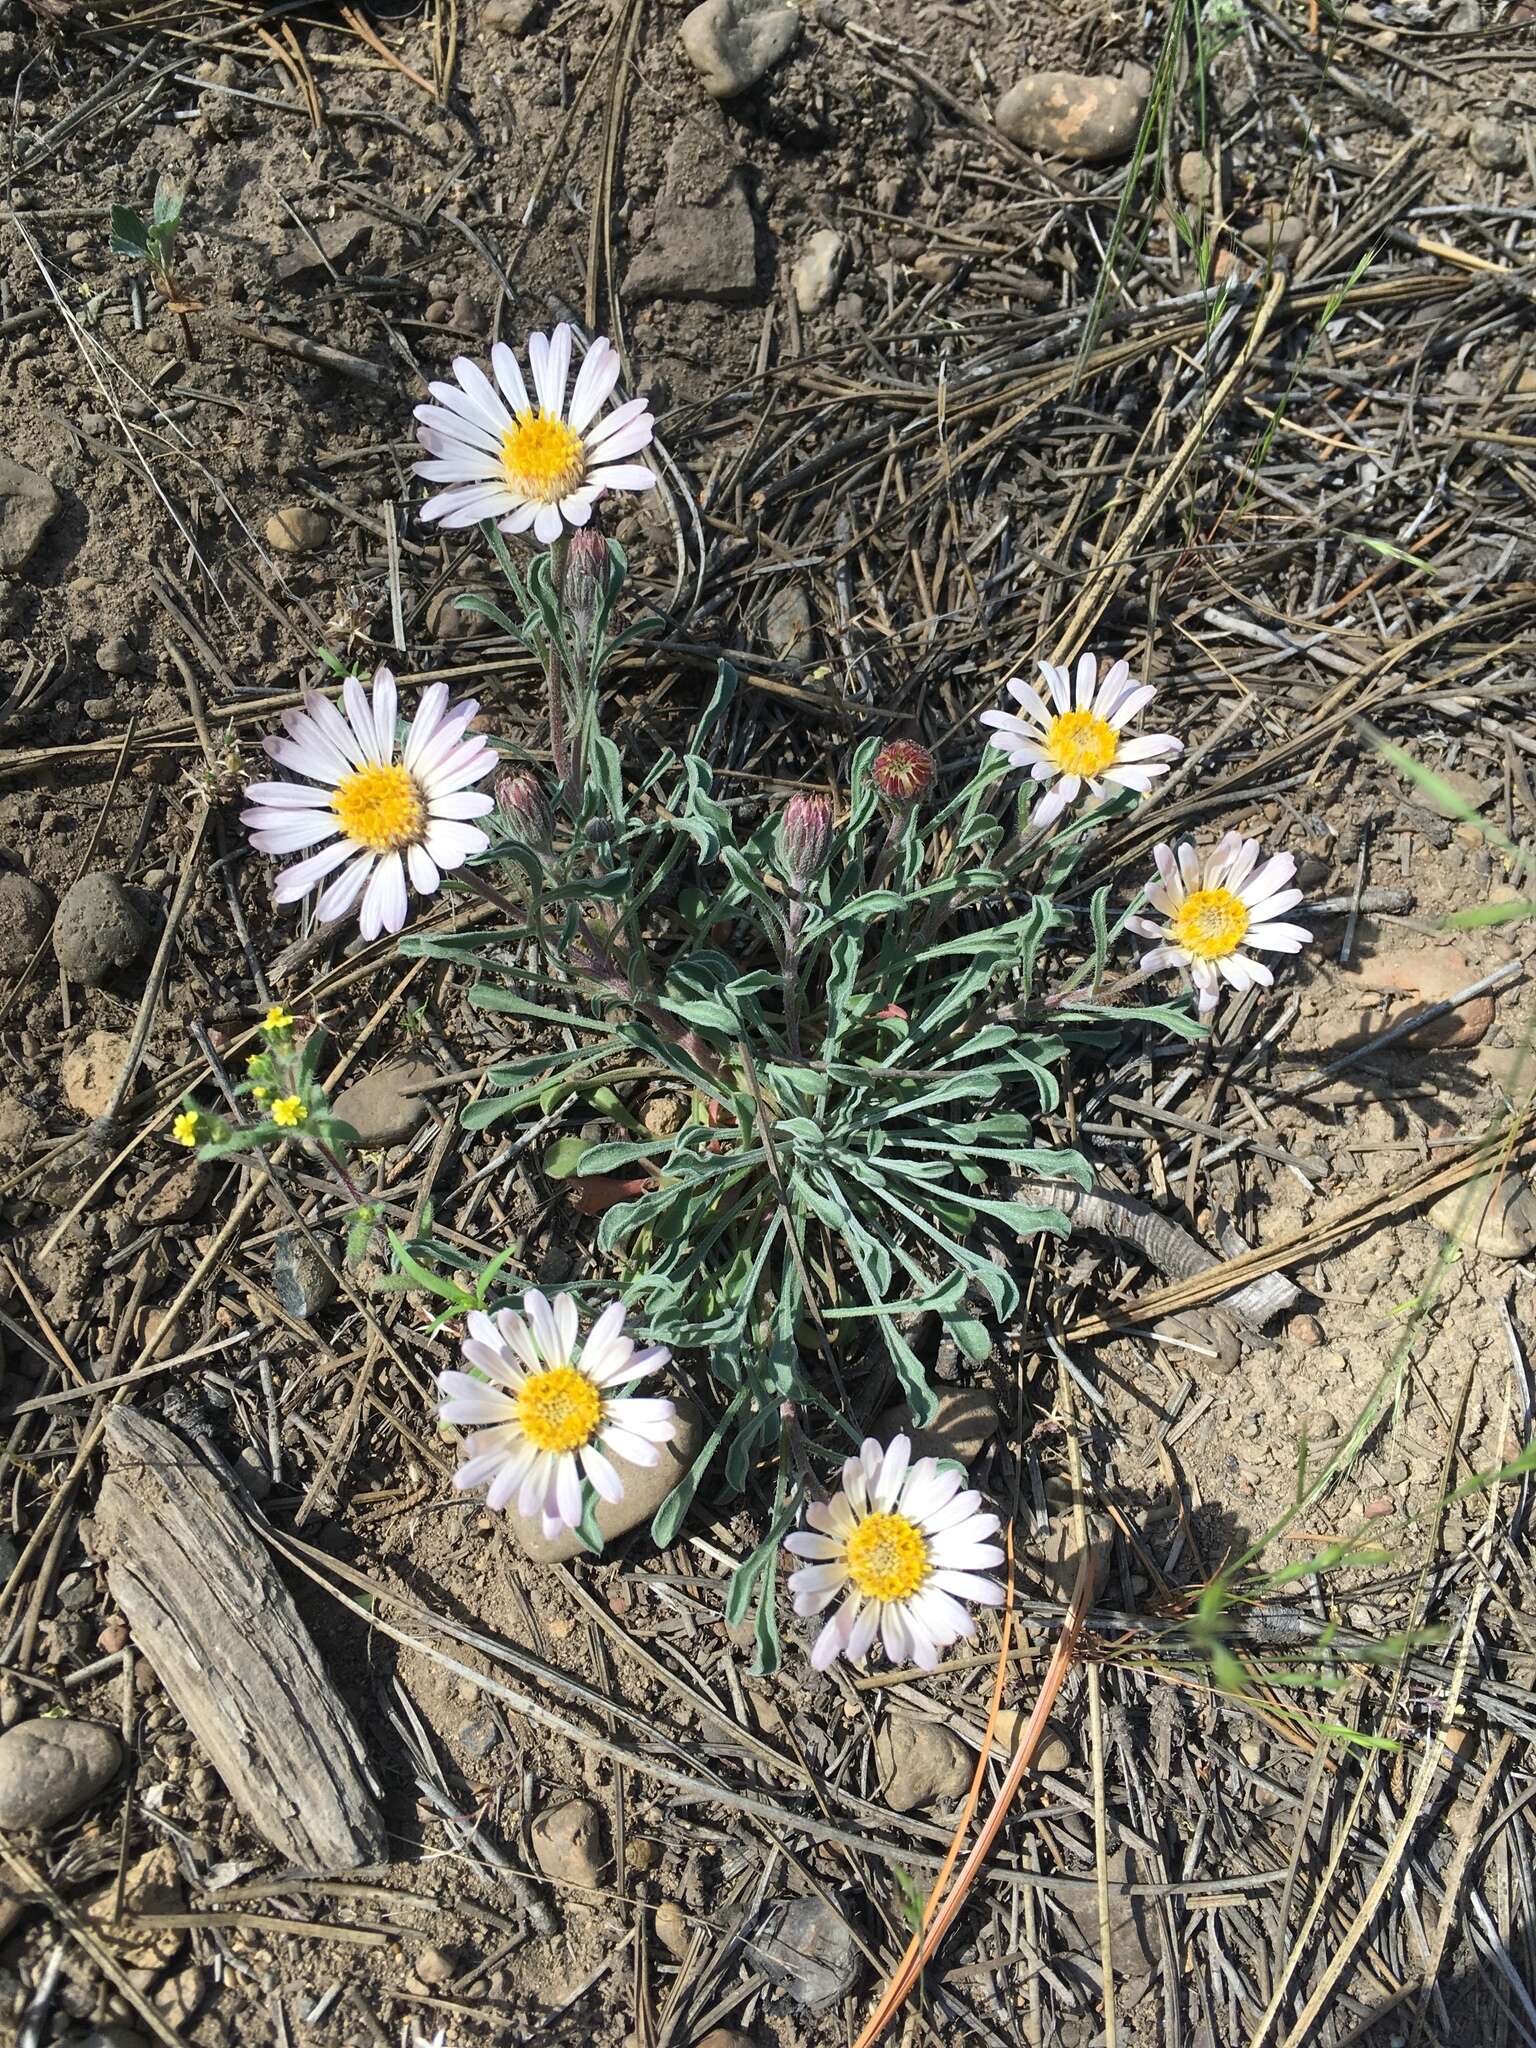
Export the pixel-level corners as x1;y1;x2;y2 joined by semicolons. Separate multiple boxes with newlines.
871;738;935;806
496;769;555;853
562;527;610;642
779;792;833;887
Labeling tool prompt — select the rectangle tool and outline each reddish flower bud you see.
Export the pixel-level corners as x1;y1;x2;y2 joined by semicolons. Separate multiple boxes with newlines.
562;527;610;641
871;738;935;805
779;792;833;886
496;769;555;853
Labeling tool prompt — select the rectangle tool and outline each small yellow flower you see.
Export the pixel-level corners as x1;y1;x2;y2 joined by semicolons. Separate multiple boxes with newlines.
264;1004;295;1033
271;1095;307;1128
252;1086;270;1107
172;1110;201;1148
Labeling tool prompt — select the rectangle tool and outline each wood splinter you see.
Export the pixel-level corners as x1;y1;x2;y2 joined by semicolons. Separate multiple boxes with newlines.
97;1408;386;1873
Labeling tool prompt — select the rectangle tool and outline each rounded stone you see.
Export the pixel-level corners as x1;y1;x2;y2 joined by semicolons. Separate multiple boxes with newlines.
0;1717;123;1830
996;70;1148;163
679;0;800;99
792;228;847;315
0;869;54;974
264;504;331;554
506;1395;704;1565
54;872;149;985
1469;117;1520;170
331;1056;438;1148
531;1796;607;1888
874;1714;973;1812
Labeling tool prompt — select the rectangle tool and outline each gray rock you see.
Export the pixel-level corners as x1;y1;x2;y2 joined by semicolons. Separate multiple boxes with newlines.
1054;1846;1156;1985
996;70;1148;162
763;583;814;663
97;632;138;677
793;228;847;314
273;1230;339;1319
130;1158;214;1225
874;1713;972;1811
623;180;758;302
509;1397;704;1565
274;213;373;283
54;872;149;985
1240;210;1307;260
484;0;541;30
264;504;331;554
1469;117;1520;170
531;1795;607;1887
0;869;54;974
756;1893;862;2010
679;0;800;99
0;455;61;573
332;1056;438;1147
0;1717;122;1830
456;1714;500;1759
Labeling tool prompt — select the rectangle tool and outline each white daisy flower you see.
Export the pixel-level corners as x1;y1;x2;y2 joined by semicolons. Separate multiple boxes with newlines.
1127;830;1312;1016
786;1435;1005;1672
438;1292;677;1542
241;666;496;942
979;651;1182;830
413;325;656;545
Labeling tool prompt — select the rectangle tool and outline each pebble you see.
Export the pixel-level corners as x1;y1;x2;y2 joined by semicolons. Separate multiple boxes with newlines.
653;1900;690;1959
332;1056;438;1147
1240;209;1307;260
762;583;814;663
641;1092;688;1138
273;1230;339;1319
84;1847;183;1970
1239;1737;1266;1768
412;1944;457;1987
456;1714;499;1759
1056;1846;1156;1980
230;1448;272;1501
792;228;847;314
1338;943;1494;1051
264;504;331;554
679;0;800;99
1469;117;1520;170
130;1158;214;1225
508;1396;703;1564
1426;1171;1536;1259
62;1029;135;1120
484;0;541;27
1176;150;1221;208
694;2034;752;2048
996;69;1148;162
1289;1312;1323;1346
756;1893;862;2010
1476;1042;1535;1101
991;1710;1070;1774
876;1386;999;1468
531;1796;607;1888
0;454;62;573
623;183;758;302
1425;767;1496;819
274;213;373;283
54;871;149;985
0;869;54;974
0;1717;122;1830
874;1714;972;1812
97;632;138;677
426;585;495;641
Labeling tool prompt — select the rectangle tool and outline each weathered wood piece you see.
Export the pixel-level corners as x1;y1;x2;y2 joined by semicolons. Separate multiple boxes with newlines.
97;1409;385;1872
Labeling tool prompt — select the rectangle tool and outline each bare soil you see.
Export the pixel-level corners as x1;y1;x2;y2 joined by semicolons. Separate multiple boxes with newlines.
3;2;1536;2046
